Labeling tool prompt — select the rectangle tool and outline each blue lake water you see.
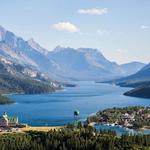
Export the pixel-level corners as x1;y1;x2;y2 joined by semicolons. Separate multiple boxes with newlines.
95;124;150;136
0;81;149;127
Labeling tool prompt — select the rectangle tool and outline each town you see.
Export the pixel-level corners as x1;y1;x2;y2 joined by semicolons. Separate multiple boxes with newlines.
87;106;150;129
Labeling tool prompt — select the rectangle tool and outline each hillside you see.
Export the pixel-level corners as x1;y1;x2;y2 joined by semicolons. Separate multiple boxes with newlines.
112;63;150;98
120;62;145;75
114;63;150;87
0;25;59;79
0;58;61;94
1;127;150;150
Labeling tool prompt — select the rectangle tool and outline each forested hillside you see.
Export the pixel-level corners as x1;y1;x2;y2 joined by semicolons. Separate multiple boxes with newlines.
0;59;61;94
0;126;150;150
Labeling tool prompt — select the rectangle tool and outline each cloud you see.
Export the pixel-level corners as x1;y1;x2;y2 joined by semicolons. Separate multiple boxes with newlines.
53;22;79;33
141;25;149;30
78;8;108;15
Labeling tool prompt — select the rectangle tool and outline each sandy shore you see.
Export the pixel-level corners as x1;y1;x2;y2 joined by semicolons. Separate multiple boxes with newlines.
21;126;64;132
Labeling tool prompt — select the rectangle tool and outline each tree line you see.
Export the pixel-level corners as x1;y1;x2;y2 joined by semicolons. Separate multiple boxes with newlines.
0;126;150;150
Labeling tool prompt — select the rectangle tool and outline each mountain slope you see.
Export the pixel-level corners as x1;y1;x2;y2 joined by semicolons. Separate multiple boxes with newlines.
0;58;61;94
27;38;48;55
112;63;150;98
114;63;150;87
0;26;59;79
47;47;146;81
134;63;150;79
47;47;124;81
120;62;145;75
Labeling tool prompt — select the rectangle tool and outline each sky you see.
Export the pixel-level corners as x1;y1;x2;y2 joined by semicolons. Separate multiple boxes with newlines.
0;0;150;64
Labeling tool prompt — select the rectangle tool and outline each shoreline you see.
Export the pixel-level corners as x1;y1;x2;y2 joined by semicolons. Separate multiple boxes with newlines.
0;88;64;105
90;122;150;131
1;85;64;97
1;124;150;134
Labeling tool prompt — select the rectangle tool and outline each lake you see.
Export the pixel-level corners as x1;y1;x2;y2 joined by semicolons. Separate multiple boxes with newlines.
0;81;149;126
95;124;150;136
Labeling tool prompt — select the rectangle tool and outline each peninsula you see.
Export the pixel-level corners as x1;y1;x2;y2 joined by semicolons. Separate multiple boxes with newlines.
0;95;15;105
87;106;150;129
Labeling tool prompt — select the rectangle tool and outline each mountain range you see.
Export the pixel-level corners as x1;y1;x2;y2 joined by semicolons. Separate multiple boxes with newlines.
0;25;145;81
112;63;150;98
120;62;146;76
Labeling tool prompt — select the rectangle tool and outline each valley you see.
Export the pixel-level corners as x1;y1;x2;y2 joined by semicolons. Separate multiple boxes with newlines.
0;25;149;107
0;25;148;103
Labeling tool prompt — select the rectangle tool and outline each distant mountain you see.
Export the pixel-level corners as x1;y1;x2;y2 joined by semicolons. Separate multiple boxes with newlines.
0;25;145;81
134;63;150;79
114;63;150;87
47;46;127;81
112;63;150;98
120;62;145;76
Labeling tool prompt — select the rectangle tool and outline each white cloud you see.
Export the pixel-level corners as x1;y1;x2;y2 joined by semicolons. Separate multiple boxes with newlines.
53;22;79;33
78;8;108;15
141;25;149;30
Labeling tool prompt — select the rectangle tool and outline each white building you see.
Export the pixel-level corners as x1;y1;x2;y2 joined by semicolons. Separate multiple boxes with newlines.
0;112;18;127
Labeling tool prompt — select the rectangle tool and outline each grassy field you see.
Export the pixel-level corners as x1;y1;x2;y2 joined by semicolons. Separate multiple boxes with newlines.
20;126;63;132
